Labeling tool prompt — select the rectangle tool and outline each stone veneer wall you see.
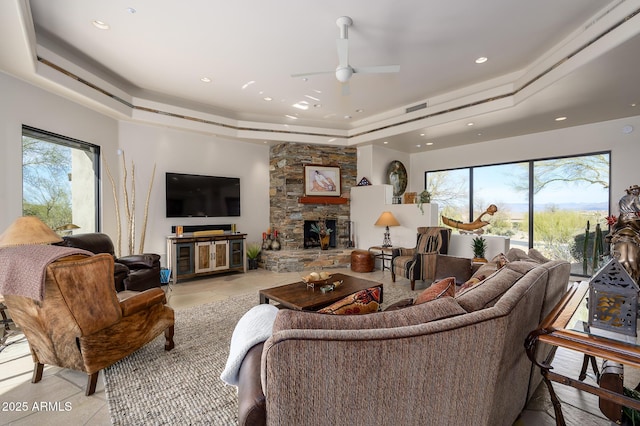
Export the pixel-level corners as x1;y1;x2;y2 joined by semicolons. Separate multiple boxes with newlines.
269;143;357;250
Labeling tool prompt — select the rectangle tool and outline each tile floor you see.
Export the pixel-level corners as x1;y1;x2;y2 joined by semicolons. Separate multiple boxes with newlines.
0;267;631;425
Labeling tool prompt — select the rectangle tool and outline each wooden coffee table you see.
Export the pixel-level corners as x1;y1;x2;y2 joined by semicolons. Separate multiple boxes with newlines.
259;273;383;311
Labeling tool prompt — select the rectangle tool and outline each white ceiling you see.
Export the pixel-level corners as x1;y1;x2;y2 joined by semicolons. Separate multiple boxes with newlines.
2;0;640;152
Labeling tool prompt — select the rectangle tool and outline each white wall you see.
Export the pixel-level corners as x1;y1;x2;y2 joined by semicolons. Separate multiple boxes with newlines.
408;116;640;207
117;121;270;261
0;72;119;233
357;144;411;187
0;72;271;266
350;185;439;250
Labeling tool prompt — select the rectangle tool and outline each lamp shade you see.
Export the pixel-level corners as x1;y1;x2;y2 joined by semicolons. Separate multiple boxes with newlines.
0;216;63;247
374;211;400;227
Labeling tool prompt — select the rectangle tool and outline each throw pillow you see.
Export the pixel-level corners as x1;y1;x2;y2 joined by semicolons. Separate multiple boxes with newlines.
414;277;456;305
455;275;486;296
472;253;509;279
317;287;381;315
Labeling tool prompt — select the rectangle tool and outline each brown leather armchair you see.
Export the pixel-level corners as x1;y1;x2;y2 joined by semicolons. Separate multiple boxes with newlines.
3;253;174;395
58;233;161;292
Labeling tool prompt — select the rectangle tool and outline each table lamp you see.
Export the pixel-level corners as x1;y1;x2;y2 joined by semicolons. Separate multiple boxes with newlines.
374;211;400;247
0;216;63;247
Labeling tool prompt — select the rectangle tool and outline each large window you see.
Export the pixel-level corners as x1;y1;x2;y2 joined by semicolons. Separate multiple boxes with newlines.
426;152;610;273
22;126;100;233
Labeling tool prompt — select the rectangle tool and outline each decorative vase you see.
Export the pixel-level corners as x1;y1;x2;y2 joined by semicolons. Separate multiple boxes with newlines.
320;234;330;250
248;258;258;270
263;238;272;250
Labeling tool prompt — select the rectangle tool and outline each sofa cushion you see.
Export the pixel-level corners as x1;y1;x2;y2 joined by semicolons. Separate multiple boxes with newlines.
414;277;456;305
272;296;467;332
317;287;381;315
455;261;539;311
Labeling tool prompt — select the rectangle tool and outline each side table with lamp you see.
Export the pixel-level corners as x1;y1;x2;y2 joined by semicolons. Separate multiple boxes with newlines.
370;211;400;271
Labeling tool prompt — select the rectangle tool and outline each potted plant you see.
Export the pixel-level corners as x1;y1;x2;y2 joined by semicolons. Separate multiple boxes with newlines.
472;236;488;262
246;242;261;270
310;221;333;250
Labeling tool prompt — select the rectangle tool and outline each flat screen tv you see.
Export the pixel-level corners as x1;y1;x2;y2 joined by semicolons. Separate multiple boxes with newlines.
166;172;240;217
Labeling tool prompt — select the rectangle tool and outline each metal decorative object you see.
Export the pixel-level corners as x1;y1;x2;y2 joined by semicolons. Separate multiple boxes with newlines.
588;258;639;336
386;160;407;204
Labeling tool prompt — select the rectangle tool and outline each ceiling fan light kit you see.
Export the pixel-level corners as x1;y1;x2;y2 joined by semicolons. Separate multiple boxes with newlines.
292;16;400;91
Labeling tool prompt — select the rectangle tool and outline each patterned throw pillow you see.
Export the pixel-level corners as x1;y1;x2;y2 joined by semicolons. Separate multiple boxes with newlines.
317;287;381;315
413;277;456;305
455;275;486;296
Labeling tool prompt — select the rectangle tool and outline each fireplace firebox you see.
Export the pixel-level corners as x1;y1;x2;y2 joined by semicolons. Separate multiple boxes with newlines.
303;220;337;249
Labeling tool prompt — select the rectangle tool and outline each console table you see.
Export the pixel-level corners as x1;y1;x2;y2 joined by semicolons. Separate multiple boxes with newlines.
525;281;640;425
166;233;246;283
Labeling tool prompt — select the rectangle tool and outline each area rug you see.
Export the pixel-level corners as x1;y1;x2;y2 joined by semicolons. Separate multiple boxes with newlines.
104;283;417;425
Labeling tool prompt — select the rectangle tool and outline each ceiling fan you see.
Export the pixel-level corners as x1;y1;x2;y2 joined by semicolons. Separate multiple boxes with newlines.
292;16;400;94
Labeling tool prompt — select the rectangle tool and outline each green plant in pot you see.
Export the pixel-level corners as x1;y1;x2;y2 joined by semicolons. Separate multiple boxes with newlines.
246;242;261;270
472;236;488;262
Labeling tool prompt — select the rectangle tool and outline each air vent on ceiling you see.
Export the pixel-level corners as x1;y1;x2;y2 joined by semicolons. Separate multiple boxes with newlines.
406;102;427;113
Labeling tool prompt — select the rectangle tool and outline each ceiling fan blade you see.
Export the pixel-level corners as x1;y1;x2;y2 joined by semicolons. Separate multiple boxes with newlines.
291;70;334;78
337;38;349;68
353;65;400;74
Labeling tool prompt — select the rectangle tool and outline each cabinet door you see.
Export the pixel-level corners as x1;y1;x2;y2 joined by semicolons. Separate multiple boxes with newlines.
195;241;213;273
212;240;229;270
176;243;194;275
229;239;244;269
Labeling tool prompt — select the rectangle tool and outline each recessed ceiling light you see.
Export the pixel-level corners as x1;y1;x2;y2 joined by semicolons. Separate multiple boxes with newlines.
241;81;255;90
426;142;434;146
200;77;211;83
263;97;273;101
292;101;309;110
475;57;488;64
285;115;298;120
127;7;137;14
467;122;474;126
383;141;389;144
555;116;567;121
416;144;421;148
305;95;320;101
344;115;352;119
313;89;322;94
328;138;337;142
632;103;637;107
92;20;110;30
313;104;322;108
355;109;364;113
420;133;425;137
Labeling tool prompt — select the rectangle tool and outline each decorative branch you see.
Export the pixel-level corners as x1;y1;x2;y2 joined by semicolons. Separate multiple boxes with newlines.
139;163;156;253
103;158;122;257
105;150;155;256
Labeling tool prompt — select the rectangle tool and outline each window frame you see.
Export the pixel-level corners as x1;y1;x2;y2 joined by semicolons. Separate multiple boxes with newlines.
22;125;101;231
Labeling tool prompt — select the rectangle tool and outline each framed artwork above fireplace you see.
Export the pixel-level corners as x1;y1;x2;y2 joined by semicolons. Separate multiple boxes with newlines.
304;165;341;196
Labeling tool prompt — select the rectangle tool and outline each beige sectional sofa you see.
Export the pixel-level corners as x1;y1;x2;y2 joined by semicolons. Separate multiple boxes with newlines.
237;251;571;426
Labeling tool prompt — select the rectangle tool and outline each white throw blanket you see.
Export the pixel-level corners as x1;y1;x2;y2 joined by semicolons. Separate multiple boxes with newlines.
220;303;279;387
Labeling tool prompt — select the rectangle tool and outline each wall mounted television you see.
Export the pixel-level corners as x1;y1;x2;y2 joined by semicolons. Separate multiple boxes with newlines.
166;172;240;217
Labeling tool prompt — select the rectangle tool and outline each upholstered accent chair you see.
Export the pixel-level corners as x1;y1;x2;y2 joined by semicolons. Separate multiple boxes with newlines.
391;227;451;290
58;233;161;292
3;253;175;396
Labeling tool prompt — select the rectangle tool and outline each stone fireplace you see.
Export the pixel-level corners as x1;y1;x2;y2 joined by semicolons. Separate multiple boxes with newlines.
261;143;357;271
268;143;356;250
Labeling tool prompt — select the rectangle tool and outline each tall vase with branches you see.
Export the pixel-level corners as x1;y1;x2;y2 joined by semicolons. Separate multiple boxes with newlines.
104;150;156;257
